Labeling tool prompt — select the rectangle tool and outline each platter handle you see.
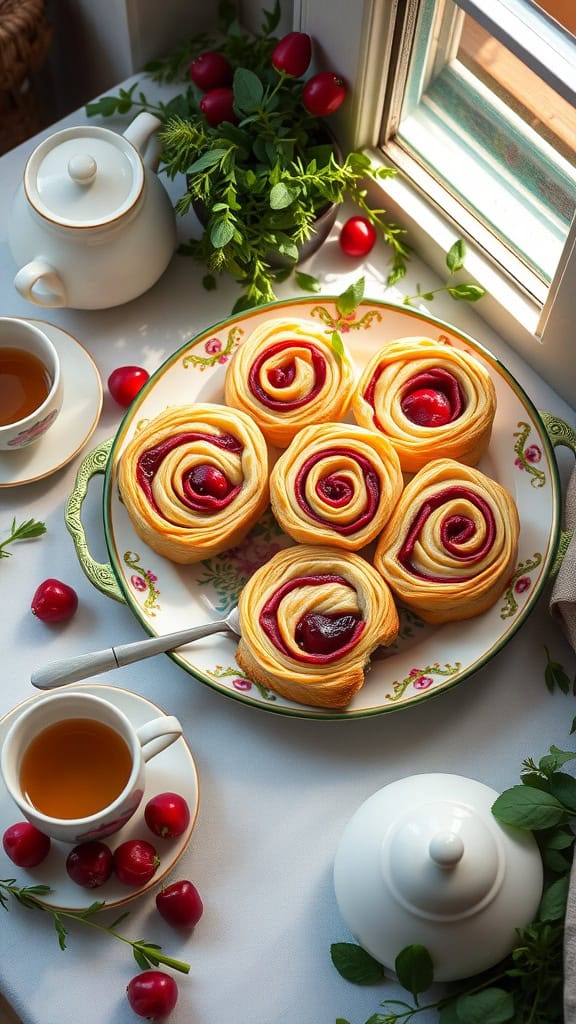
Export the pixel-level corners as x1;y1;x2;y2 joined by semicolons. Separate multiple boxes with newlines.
539;411;576;576
65;438;125;603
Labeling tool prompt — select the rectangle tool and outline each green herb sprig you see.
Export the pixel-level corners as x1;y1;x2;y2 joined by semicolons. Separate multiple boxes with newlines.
331;651;576;1023
0;518;47;560
402;240;486;307
0;879;190;975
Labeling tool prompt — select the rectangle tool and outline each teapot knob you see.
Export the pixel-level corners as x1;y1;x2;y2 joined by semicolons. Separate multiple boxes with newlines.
429;831;464;868
67;154;97;185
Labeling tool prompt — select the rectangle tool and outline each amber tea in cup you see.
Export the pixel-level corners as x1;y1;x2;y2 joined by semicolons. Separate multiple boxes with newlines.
0;346;53;427
20;717;133;819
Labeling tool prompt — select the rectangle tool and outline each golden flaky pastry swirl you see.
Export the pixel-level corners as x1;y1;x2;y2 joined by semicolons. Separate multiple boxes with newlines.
224;317;355;447
236;545;399;708
270;422;403;550
117;404;269;564
373;459;519;624
352;337;496;473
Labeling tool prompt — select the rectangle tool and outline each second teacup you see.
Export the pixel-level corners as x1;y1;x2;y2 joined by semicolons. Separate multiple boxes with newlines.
0;691;183;843
0;316;63;450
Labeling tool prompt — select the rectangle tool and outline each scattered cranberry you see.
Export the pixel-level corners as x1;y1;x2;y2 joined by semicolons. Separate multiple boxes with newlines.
200;87;237;126
156;880;203;929
31;578;78;623
66;841;113;888
3;822;50;867
189;50;233;91
302;72;346;116
339;216;377;258
126;971;178;1021
114;838;159;887
108;365;150;408
272;31;312;77
401;388;453;427
144;793;191;840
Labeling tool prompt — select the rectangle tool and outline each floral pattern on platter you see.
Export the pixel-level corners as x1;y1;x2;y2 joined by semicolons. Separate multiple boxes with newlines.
124;551;161;616
310;303;382;334
513;422;545;487
208;664;276;702
386;662;462;703
182;326;243;371
500;552;543;619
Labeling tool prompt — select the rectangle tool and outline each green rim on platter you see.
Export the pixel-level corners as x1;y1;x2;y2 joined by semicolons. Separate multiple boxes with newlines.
90;295;562;720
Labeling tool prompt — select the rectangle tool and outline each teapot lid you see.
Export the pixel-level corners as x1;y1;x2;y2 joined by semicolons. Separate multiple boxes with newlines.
23;126;144;228
333;774;543;982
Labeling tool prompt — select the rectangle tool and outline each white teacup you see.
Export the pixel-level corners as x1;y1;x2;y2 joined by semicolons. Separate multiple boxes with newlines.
0;691;183;844
0;316;63;450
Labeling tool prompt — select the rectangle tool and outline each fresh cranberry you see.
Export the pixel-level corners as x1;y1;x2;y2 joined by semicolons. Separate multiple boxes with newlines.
272;32;312;77
188;465;230;499
144;792;191;839
126;971;178;1021
156;880;203;929
114;838;159;887
31;578;78;623
66;841;114;888
339;216;377;257
302;72;346;116
200;87;237;126
108;366;150;408
189;50;233;91
401;388;453;427
3;822;50;867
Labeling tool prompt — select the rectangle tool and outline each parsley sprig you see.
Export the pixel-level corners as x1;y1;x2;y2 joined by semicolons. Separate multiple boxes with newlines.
0;518;47;559
0;879;190;974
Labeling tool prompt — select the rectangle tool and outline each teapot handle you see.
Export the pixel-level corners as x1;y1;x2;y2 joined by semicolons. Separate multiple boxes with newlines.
123;111;163;173
14;259;67;307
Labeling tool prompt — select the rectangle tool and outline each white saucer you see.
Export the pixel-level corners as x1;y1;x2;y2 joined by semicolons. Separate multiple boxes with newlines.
0;683;200;911
0;320;103;488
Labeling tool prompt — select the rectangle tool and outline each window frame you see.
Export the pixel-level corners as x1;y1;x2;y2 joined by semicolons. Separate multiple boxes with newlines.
293;0;576;409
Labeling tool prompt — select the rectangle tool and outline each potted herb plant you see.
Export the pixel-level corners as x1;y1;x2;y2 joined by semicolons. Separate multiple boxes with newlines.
87;1;409;313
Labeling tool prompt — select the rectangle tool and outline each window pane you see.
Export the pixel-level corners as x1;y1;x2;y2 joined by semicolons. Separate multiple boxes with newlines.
392;0;576;283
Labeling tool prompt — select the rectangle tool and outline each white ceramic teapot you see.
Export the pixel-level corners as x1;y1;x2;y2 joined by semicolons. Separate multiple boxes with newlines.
9;112;177;310
333;773;543;982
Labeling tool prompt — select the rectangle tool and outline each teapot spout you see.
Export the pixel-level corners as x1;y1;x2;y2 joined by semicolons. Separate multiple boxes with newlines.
123;112;163;172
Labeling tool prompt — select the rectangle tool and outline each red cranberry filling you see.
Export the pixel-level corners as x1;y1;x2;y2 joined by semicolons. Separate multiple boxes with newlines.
364;365;465;431
294;448;380;535
260;574;365;664
136;431;243;515
398;486;495;582
248;341;327;411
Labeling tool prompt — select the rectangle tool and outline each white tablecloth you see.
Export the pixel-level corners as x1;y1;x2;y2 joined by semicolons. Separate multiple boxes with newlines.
0;80;575;1024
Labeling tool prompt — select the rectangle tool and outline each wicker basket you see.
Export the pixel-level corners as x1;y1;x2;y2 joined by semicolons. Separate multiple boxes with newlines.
0;0;52;154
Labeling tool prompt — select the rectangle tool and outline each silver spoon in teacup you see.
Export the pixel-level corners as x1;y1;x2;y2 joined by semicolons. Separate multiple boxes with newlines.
31;607;241;689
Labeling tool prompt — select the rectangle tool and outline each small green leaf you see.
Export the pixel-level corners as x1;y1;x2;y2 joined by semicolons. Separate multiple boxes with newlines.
270;182;299;210
202;274;217;292
446;283;485;301
539;744;576;773
544;647;571;694
336;276;365;316
295;271;321;293
331;331;344;361
539;875;570;921
85;96;121;118
491;785;567;829
455;986;514;1023
233;67;264;114
549;771;576;811
394;944;434;998
446;239;466;274
185;149;228;175
210;220;235;248
330;942;385;985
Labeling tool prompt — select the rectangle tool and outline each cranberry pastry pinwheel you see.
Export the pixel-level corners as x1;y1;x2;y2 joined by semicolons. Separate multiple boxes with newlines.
236;545;399;708
224;317;355;447
117;403;269;564
373;459;519;624
352;337;496;473
270;422;403;550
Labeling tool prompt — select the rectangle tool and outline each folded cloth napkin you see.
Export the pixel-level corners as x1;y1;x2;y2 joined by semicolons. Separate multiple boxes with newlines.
551;467;576;1021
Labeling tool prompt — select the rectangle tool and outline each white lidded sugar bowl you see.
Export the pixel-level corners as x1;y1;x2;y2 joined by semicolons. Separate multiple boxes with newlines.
9;112;177;310
333;773;543;982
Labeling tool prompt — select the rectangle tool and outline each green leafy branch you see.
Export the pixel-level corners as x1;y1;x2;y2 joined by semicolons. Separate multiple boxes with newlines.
0;879;190;975
402;240;486;307
0;518;46;560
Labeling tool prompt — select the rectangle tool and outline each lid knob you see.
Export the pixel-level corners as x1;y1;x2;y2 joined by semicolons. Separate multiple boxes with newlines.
429;831;464;868
67;154;97;185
